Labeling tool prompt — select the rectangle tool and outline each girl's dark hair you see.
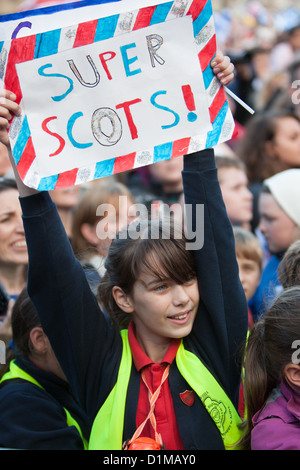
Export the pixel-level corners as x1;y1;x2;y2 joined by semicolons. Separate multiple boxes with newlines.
98;217;197;329
0;289;41;378
239;286;300;449
237;110;300;184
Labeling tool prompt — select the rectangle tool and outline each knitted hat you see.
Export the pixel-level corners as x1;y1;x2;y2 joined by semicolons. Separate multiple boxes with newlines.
263;169;300;227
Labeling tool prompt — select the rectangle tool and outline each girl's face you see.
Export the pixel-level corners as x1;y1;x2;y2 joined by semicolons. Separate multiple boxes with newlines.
270;117;300;167
126;271;199;358
258;193;300;254
0;189;28;266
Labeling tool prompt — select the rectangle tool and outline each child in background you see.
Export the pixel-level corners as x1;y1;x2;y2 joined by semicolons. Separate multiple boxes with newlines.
49;186;80;241
233;227;263;418
0;288;89;450
240;286;300;450
250;168;300;320
71;180;135;293
215;157;253;230
233;226;263;329
237;110;300;231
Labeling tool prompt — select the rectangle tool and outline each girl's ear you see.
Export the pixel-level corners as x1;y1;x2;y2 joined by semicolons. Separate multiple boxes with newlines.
29;327;49;354
284;363;300;387
112;286;134;313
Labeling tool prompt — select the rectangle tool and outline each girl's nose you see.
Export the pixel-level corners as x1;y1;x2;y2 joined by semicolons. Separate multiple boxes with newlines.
172;285;189;305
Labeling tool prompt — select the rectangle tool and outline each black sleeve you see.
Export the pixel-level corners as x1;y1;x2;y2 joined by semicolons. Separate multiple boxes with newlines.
182;149;248;403
20;192;122;419
0;383;84;450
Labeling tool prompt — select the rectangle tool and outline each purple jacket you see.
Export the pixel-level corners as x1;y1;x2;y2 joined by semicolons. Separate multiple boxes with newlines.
251;380;300;450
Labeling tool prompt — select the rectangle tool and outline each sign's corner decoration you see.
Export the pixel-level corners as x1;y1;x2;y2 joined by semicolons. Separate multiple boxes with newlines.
1;0;235;190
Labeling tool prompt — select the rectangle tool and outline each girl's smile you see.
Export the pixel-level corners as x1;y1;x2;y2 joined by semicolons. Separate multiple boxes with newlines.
167;310;191;325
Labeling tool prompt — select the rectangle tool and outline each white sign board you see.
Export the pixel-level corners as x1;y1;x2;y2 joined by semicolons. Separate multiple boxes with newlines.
17;16;211;177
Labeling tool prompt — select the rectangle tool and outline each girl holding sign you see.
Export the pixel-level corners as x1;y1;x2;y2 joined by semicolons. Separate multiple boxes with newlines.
0;54;248;451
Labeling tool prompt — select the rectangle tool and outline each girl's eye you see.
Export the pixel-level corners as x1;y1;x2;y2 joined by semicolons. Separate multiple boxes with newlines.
154;284;167;292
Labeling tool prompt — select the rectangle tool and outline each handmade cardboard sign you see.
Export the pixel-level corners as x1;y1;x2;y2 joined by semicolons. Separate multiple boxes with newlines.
2;0;235;190
16;16;211;177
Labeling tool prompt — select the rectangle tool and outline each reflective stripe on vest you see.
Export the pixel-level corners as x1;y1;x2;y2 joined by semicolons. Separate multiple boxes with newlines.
175;341;242;449
89;329;242;450
0;360;88;450
89;329;132;450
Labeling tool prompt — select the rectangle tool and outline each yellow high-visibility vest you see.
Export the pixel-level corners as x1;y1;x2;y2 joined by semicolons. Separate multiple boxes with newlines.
0;360;88;450
89;329;242;450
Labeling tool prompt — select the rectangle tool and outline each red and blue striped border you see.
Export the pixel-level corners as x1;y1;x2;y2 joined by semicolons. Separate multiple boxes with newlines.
3;0;233;190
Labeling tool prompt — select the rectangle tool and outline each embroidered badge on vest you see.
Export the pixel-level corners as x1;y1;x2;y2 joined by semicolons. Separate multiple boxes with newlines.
180;390;195;406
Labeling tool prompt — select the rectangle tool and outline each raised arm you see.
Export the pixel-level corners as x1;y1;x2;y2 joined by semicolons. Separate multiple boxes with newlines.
0;89;122;418
182;149;248;403
0;89;38;197
0;52;237;412
178;53;247;401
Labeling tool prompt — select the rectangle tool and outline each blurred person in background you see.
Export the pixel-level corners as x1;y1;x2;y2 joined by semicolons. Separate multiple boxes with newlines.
50;186;80;241
0;178;28;344
0;178;27;300
71;180;135;293
237;109;300;230
0;288;89;450
270;24;300;73
0;143;12;178
215;156;253;230
250;169;300;320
